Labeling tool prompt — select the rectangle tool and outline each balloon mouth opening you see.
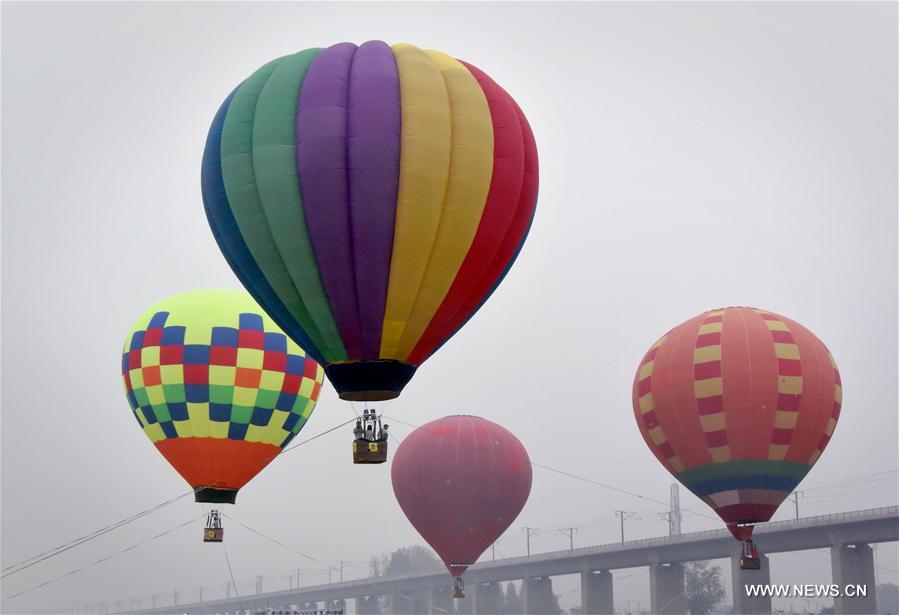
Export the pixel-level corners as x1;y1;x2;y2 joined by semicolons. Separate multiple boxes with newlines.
195;487;238;504
325;360;417;402
447;563;469;578
727;522;756;542
340;390;400;402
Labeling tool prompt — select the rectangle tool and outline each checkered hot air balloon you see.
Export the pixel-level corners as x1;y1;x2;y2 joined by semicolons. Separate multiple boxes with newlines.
632;307;842;546
201;41;538;402
122;290;323;504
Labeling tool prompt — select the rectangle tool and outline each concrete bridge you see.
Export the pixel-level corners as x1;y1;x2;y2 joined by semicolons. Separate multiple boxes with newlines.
129;506;898;615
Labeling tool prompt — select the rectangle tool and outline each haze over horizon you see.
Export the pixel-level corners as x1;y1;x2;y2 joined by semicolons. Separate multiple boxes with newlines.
2;2;897;613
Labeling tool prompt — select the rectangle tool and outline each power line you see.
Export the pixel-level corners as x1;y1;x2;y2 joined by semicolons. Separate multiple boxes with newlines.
801;469;898;492
6;516;201;600
1;489;196;578
531;462;719;522
282;417;358;454
223;514;332;568
3;417;355;582
222;542;245;614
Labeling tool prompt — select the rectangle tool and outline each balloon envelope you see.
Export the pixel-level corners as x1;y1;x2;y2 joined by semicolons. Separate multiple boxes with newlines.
122;290;324;502
202;41;538;402
632;307;841;540
391;416;532;576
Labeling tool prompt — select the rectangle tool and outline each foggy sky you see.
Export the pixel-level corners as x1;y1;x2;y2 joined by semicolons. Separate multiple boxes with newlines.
2;2;897;613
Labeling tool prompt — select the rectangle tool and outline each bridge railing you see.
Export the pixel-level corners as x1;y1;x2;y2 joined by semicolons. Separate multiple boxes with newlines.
470;505;899;570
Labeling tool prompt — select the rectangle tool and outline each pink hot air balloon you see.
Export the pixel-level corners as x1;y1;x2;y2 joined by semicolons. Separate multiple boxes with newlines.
391;416;532;597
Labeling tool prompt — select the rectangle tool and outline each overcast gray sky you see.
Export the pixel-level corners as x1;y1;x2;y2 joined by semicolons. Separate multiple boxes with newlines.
2;2;897;613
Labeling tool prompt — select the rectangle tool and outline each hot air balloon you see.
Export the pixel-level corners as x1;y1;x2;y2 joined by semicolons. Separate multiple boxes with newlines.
121;290;323;541
201;41;538;461
391;416;532;596
632;307;841;568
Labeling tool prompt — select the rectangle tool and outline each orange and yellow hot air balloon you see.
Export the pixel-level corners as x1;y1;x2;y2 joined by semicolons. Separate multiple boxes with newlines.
632;307;842;548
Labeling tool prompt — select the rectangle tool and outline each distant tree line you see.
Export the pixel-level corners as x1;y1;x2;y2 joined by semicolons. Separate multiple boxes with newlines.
368;546;562;614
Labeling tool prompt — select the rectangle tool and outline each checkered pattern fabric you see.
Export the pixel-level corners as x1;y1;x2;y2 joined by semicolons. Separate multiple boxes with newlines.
122;291;324;449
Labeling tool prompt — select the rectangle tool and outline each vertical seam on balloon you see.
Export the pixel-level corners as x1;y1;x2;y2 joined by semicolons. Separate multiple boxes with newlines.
790;323;828;466
203;89;321;363
664;316;710;470
733;307;757;461
795;329;826;465
693;309;730;463
810;352;840;464
251;56;337;359
385;51;455;361
432;420;453;563
345;42;402;361
219;58;330;366
296;44;366;361
343;45;366;362
416;98;535;364
390;52;493;361
753;309;803;462
141;311;196;484
484;418;499;551
252;49;346;362
637;334;683;473
448;416;466;569
407;64;523;365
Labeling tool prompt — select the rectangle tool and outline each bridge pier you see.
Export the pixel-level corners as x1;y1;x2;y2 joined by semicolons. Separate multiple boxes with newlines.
356;594;381;614
389;592;414;614
454;586;475;615
831;543;878;615
473;581;503;614
428;586;453;614
649;562;686;614
580;569;614;614
731;554;771;614
522;575;554;614
327;598;345;614
411;589;430;614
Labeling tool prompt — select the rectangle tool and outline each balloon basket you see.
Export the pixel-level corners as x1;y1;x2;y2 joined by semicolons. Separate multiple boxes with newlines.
352;410;389;464
204;509;224;543
740;540;760;570
352;439;388;464
453;577;465;599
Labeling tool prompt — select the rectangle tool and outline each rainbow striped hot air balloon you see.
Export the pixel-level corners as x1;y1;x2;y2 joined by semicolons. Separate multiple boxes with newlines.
632;307;842;545
202;41;538;402
122;290;323;504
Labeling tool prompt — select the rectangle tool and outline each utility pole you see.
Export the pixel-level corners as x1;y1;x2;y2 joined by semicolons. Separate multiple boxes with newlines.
615;510;636;543
669;484;682;536
339;560;345;583
522;526;536;556
789;491;804;520
256;575;263;594
328;566;332;584
173;588;178;605
569;527;577;551
199;586;203;602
